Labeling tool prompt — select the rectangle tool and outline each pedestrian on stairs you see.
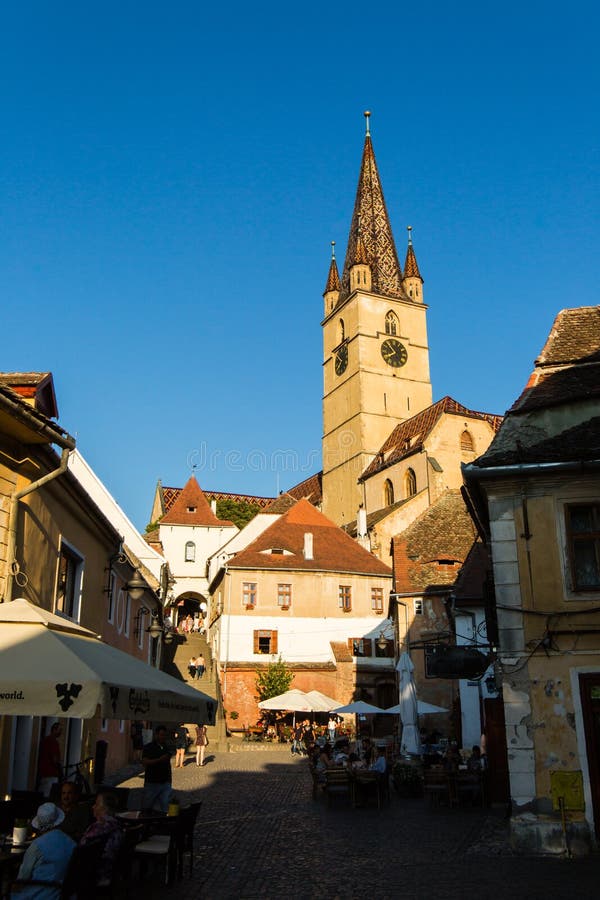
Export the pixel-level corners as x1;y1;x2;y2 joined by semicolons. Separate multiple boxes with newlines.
196;654;206;679
188;656;197;680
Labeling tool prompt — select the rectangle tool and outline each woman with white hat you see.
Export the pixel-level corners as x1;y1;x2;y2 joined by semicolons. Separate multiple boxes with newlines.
14;802;75;898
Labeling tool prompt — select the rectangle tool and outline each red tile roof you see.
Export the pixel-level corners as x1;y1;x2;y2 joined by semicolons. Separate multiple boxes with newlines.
392;491;478;593
226;498;392;577
160;476;235;527
536;306;600;366
161;485;275;514
360;397;503;480
286;471;323;505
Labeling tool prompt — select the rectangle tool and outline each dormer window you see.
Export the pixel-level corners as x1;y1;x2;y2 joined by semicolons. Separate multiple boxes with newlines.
187;506;197;513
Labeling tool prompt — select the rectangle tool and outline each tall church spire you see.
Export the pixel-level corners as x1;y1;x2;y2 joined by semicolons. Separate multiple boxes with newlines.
338;112;409;303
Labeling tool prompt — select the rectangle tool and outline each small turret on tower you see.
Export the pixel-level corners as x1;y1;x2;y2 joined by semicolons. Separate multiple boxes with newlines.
403;225;424;302
323;241;341;314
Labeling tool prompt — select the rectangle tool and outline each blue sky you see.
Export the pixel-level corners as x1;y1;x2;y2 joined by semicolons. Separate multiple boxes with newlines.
2;1;598;530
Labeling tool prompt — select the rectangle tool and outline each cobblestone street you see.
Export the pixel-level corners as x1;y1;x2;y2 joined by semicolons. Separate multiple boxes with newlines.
116;748;599;900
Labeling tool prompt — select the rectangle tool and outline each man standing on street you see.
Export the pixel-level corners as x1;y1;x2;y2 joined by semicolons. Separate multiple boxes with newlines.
141;725;173;812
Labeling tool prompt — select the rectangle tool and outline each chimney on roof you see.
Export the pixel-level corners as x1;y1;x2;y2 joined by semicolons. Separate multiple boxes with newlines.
303;533;314;560
210;499;217;514
357;506;368;538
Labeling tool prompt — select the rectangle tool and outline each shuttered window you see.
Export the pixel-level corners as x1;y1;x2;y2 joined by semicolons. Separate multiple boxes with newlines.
254;630;278;654
348;638;372;657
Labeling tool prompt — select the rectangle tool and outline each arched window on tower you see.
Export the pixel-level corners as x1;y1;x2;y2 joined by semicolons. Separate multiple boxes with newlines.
385;311;399;336
405;468;417;498
460;430;474;452
185;541;196;562
339;319;345;343
384;479;394;507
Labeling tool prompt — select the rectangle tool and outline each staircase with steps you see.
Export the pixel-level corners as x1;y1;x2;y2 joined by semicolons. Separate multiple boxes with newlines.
162;632;227;749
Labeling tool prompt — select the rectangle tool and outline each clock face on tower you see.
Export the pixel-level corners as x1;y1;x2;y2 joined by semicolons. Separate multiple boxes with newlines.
381;338;408;368
335;344;348;376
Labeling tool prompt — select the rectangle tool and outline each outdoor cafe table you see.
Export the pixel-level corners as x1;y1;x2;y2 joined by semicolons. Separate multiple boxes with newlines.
0;838;31;898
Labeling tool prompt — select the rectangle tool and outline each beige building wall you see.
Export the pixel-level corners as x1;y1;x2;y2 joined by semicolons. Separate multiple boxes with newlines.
211;564;395;725
486;479;600;840
322;288;432;525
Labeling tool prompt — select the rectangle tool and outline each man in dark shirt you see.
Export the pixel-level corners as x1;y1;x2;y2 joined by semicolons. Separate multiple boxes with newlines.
141;725;173;812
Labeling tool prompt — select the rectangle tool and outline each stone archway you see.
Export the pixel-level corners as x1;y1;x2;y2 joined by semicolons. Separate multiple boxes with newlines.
171;591;207;631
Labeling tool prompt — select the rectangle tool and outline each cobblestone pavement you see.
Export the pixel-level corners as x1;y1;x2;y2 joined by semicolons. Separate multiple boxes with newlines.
116;748;599;900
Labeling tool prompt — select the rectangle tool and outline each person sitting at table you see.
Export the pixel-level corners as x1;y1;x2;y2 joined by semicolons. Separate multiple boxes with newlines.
16;802;76;899
370;747;388;775
314;745;333;783
443;742;461;773
79;790;123;888
59;781;92;842
360;737;373;766
467;745;484;773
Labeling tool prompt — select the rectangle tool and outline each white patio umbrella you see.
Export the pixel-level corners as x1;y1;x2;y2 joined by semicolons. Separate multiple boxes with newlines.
396;651;422;756
384;700;448;716
303;690;342;712
0;598;217;723
257;689;313;712
331;701;385;715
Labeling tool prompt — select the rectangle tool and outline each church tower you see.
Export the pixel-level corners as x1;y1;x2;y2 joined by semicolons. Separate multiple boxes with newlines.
321;113;433;525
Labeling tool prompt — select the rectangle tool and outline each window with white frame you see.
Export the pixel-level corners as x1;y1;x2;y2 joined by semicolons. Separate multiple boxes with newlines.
565;503;600;592
414;598;423;615
277;584;292;609
243;582;257;608
107;571;116;624
55;541;84;620
371;587;384;613
124;593;131;637
338;585;352;612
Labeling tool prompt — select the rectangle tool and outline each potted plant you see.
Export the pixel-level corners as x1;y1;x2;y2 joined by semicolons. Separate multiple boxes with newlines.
392;760;423;797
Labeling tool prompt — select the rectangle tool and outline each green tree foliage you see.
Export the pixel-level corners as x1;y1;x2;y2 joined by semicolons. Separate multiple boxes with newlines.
215;498;262;530
255;656;294;702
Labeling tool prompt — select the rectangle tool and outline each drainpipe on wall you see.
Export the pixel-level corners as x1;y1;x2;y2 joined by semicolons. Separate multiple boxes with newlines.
4;446;74;603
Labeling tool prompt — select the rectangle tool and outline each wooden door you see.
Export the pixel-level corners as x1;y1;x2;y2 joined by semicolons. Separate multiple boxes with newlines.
483;697;510;805
578;673;600;838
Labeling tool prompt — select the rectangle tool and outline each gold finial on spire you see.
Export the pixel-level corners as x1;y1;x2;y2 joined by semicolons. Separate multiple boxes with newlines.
331;240;336;260
407;225;413;246
364;110;371;136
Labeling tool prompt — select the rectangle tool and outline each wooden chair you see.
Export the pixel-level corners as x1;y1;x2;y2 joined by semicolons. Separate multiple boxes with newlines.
174;801;202;878
423;769;451;807
455;771;484;807
323;769;352;807
133;833;174;886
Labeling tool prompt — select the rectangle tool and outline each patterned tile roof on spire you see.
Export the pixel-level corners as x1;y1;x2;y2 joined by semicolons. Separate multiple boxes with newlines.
160;475;235;527
360;396;503;481
337;132;409;305
225;498;391;576
323;256;341;293
403;241;422;280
